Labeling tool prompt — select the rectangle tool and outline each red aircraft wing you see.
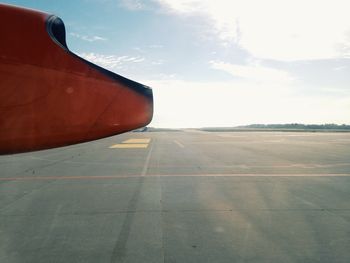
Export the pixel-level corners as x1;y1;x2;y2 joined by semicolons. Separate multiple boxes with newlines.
0;4;153;154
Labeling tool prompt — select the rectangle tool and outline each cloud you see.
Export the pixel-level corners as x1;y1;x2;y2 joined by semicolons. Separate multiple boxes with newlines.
150;59;164;65
210;61;294;84
149;44;164;49
70;32;107;42
78;52;145;70
119;0;145;10
155;0;350;61
333;66;347;71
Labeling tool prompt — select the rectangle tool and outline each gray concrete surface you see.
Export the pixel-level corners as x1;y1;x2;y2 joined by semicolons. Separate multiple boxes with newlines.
0;131;350;263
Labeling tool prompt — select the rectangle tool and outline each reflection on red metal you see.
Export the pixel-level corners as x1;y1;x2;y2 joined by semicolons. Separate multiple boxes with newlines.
0;4;153;154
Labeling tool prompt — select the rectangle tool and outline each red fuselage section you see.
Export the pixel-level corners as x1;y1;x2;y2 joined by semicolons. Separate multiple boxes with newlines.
0;4;153;154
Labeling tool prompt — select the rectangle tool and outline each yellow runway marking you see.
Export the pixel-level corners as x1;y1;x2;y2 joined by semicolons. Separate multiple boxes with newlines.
109;138;151;149
109;144;149;149
123;138;151;144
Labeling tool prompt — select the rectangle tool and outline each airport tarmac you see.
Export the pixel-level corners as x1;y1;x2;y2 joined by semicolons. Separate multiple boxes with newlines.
1;130;350;263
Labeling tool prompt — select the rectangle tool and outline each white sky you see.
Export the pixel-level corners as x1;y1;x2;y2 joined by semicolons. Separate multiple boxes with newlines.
144;0;350;127
157;0;350;61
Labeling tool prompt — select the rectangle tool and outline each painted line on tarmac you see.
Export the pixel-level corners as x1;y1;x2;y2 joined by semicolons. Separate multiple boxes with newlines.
1;173;350;181
109;138;151;149
141;140;154;176
123;138;151;144
174;140;185;148
110;144;148;149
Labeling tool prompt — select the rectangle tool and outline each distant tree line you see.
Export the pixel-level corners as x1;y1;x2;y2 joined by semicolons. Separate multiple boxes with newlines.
236;123;350;130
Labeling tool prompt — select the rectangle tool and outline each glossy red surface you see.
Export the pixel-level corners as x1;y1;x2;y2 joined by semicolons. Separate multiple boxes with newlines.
0;4;153;154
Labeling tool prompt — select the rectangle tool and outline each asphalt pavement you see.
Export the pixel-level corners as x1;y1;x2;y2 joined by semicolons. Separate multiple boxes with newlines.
1;131;350;263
